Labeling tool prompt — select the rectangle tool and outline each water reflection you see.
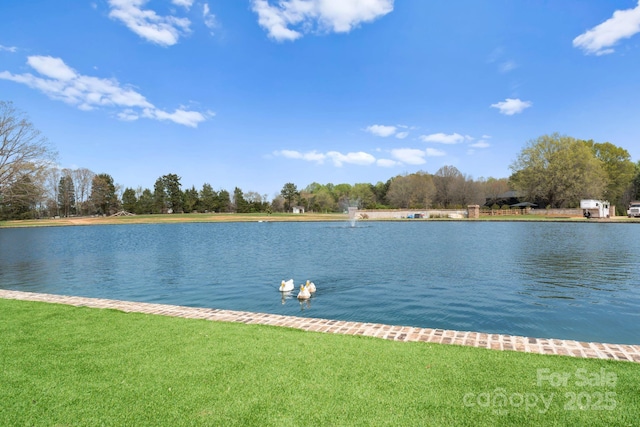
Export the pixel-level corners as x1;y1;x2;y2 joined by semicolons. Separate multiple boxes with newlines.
280;291;292;305
298;299;312;311
516;235;634;304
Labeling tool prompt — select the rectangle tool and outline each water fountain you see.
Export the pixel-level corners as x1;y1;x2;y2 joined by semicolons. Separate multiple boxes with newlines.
348;207;358;227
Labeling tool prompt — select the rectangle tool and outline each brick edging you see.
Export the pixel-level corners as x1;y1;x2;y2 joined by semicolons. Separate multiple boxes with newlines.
2;289;638;363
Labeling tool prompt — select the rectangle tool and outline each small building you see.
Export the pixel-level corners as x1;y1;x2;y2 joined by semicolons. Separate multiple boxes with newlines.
580;199;610;219
292;206;305;214
485;190;524;207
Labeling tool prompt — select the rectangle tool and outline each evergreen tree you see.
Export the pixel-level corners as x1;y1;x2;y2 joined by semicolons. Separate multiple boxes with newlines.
200;183;218;212
57;173;76;217
122;187;137;213
153;178;166;213
280;182;299;211
218;189;231;212
138;189;154;214
233;187;249;213
90;173;116;215
183;186;200;213
161;174;183;213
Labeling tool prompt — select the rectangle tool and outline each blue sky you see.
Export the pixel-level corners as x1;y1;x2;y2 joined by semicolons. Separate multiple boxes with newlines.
2;1;640;198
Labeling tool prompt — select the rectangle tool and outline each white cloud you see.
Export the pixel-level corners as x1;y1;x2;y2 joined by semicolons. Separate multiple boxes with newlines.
391;148;426;165
203;3;216;32
388;147;446;165
490;98;532;115
27;56;77;80
470;141;490;148
117;109;139;121
251;0;302;41
365;124;411;138
499;60;517;73
365;124;397;137
377;158;400;167
0;55;209;127
0;44;18;53
573;1;640;55
108;0;191;46
276;149;303;159
420;132;467;144
327;151;376;167
276;146;451;168
251;0;394;42
425;148;446;156
274;149;376;167
172;0;193;9
276;150;327;163
143;107;210;127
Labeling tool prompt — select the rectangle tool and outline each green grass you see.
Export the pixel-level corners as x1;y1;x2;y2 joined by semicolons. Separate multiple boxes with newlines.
3;212;640;229
0;212;350;228
1;299;638;426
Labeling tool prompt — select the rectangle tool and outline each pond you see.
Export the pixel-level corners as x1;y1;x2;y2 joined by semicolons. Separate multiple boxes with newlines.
1;221;639;344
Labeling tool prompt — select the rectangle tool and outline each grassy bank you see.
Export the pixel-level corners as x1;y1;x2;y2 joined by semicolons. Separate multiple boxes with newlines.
1;299;638;426
3;212;638;228
0;212;348;228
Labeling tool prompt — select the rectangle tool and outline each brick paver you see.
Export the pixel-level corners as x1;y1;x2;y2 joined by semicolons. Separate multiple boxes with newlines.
2;289;639;363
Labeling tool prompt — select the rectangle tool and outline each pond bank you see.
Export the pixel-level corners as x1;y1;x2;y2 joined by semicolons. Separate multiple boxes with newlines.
2;289;638;363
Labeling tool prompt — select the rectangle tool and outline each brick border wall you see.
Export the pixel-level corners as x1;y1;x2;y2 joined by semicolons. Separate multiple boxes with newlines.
1;290;638;363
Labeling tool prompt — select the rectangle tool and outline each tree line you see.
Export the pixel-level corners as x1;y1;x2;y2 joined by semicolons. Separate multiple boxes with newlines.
510;133;640;213
2;101;640;220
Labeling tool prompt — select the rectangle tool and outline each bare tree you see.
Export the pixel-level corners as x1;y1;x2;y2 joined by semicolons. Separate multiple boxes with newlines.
386;175;413;208
0;101;57;206
45;167;61;217
72;167;95;216
409;172;436;208
244;191;262;204
386;172;435;209
482;177;510;207
387;172;436;209
452;174;485;207
270;194;285;212
433;166;463;208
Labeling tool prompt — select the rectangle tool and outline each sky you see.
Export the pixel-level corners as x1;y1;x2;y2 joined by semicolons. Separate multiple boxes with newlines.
2;0;640;198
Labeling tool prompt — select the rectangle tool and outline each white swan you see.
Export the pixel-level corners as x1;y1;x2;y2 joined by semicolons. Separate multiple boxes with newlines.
305;280;316;293
279;279;294;292
297;284;310;300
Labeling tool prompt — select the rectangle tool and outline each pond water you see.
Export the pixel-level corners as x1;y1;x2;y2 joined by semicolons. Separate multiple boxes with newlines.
1;221;639;344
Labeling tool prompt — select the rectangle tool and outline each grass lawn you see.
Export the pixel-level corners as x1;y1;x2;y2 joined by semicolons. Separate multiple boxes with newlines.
0;212;349;228
3;212;639;229
1;299;638;426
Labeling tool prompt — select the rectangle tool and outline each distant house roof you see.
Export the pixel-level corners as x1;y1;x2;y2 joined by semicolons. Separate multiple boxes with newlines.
485;190;524;206
510;202;537;208
499;190;524;198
